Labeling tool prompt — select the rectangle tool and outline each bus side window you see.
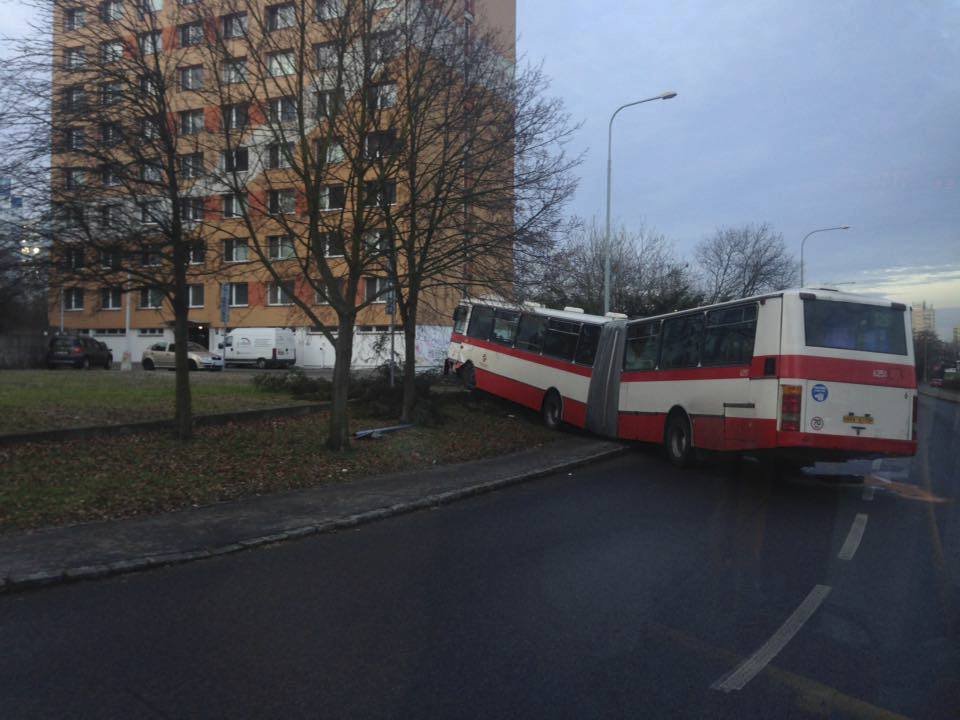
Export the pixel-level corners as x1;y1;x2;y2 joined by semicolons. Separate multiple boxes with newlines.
701;304;758;366
542;318;580;362
466;305;495;340
574;323;601;366
515;314;547;352
624;322;660;371
660;314;703;369
452;306;469;334
491;309;520;345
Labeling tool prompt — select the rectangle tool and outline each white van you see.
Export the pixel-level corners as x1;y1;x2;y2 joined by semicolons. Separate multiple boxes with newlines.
221;328;296;369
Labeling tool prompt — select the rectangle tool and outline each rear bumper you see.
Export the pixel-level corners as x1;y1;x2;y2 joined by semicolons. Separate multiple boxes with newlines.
776;431;916;459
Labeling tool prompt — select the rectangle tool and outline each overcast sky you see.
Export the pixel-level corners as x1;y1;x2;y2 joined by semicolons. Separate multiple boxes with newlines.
2;0;958;335
517;0;960;337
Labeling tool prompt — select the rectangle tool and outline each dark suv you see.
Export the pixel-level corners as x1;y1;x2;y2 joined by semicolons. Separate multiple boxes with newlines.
47;335;113;369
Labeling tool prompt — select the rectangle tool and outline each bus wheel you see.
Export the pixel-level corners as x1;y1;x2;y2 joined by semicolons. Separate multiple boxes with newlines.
541;390;563;430
665;411;694;468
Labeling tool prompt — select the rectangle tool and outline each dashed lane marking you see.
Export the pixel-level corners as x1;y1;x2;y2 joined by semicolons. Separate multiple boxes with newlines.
838;513;869;561
711;585;832;692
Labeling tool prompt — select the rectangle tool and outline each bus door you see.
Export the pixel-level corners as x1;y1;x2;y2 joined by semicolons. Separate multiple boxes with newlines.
586;320;626;438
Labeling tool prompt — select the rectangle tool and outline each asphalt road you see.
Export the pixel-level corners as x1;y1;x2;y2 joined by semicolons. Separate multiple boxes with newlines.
1;395;957;719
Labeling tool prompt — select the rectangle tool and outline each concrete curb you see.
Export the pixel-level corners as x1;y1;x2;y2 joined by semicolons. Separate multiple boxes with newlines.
919;387;960;405
0;402;331;446
1;443;628;593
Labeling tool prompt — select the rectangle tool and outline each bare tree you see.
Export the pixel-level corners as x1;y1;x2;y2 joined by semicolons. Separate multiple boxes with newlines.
524;217;700;317
694;223;798;304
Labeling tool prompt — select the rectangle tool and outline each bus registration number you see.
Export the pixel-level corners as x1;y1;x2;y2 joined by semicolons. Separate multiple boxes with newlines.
843;414;874;425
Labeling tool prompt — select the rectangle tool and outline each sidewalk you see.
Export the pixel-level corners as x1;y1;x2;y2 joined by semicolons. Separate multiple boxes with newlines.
919;384;960;404
0;435;625;592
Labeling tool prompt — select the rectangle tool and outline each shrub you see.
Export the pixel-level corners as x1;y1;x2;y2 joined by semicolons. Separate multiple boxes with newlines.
252;368;332;401
352;364;446;425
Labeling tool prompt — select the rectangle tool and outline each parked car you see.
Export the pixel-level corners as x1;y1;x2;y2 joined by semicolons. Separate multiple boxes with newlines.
220;328;296;369
141;342;224;371
47;335;113;369
930;378;944;388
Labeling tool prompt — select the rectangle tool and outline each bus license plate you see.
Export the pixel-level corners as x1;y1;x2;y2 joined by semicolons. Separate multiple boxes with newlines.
843;414;874;424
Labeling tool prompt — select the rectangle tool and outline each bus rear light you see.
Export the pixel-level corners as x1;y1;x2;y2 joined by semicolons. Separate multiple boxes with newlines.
781;385;802;431
912;395;918;440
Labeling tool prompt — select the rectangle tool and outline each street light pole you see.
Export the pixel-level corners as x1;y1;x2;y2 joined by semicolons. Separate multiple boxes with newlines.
800;225;850;287
604;91;677;314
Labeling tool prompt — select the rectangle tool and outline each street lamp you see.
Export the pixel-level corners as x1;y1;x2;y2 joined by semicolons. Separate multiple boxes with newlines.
604;91;677;314
800;225;850;287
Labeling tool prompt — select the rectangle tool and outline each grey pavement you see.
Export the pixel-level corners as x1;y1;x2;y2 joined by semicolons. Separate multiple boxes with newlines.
0;435;624;590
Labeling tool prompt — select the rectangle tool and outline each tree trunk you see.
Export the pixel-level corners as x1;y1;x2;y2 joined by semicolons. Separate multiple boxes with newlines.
172;301;192;442
327;316;355;450
400;302;418;424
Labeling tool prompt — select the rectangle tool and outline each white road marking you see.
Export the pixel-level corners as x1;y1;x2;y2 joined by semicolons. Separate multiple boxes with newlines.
862;485;875;501
837;513;869;561
711;584;832;693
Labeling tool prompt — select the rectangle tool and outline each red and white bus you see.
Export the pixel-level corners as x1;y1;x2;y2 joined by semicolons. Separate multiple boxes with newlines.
446;289;917;466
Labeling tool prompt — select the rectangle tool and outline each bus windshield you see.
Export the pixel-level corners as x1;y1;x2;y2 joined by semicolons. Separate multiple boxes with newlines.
803;299;907;355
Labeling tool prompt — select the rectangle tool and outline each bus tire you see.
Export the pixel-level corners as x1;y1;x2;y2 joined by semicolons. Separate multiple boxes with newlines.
541;389;563;430
665;410;695;468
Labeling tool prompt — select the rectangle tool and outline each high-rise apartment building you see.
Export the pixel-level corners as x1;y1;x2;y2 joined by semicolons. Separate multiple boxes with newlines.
49;0;516;366
911;301;935;336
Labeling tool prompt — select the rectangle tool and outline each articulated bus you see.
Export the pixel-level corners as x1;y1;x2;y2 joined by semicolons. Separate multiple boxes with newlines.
445;289;917;467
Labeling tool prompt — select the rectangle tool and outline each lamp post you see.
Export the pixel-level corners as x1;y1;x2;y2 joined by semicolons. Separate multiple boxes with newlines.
604;91;676;314
800;225;850;287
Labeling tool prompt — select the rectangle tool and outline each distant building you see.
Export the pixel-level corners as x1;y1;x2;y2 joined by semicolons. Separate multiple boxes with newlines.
953;326;960;345
911;302;936;336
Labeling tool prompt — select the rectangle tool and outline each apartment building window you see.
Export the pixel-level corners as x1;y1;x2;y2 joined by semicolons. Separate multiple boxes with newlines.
64;127;85;151
222;12;247;39
141;116;161;139
369;31;395;63
268;51;295;77
100;0;123;22
95;328;126;336
142;162;163;184
100;122;122;146
141;200;161;224
179;0;199;5
190;242;205;264
180;109;204;135
316;0;344;21
139;287;164;308
363;229;390;256
180;197;205;222
138;328;163;336
223;148;249;172
101;287;123;310
65;288;85;310
267;142;294;169
179;21;204;47
226;282;248;307
139;74;160;97
269;96;297;123
367;83;397;112
101;81;123;105
267;3;295;30
365;130;396;159
138;31;162;55
141;245;161;266
101;164;121;186
98;205;117;227
64;8;86;30
138;0;162;17
61;204;85;228
222;102;249;130
268;235;294;260
314;42;337;70
363;180;396;207
100;40;124;63
221;58;248;85
66;246;86;270
319;138;345;164
64;47;86;70
317;230;345;257
222;192;246;217
268;281;295;306
179;152;204;179
99;247;122;269
63;86;87;111
315;88;345;119
179;66;204;91
318;185;345;211
188;283;205;308
315;277;345;305
364;276;389;303
268;189;296;215
224;238;248;263
64;168;85;189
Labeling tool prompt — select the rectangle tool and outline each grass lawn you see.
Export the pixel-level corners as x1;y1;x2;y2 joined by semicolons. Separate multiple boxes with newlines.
0;394;557;532
0;369;314;433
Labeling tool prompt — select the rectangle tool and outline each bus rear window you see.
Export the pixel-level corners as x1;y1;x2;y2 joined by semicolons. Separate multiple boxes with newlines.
453;306;468;334
803;299;907;355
